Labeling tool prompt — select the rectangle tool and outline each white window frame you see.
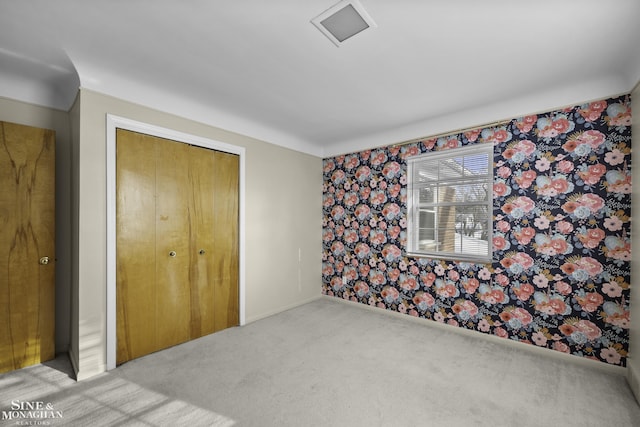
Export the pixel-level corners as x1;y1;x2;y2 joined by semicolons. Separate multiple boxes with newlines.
406;144;493;263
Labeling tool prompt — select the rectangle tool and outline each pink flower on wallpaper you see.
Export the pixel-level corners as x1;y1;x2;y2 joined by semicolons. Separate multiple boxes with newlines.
369;190;387;207
494;327;508;338
605;103;632;127
462;278;480;294
578;163;607;185
412;292;436;310
331;169;346;184
533;293;568;316
381;244;402;262
603;216;623;232
478;268;491;281
435;282;459;298
382;161;401;179
535;157;551;172
481;128;512;144
494;273;509;287
493;181;510;198
555;220;574;235
398;274;418;291
388;183;402;198
600;348;622;365
536;115;574;138
602;281;623;298
577;101;606;123
421;139;437;150
531;331;548;346
323;160;336;173
554;281;572;296
556;159;574;174
399;145;420;159
344;154;360;170
514;170;536;189
500;252;534;272
604;149;625;166
464;129;482;142
553;341;570;354
343;229;359;245
576;228;605;249
381;286;400;303
477;319;491;332
493;235;509;251
513;227;537;245
496;220;511;233
604;236;630;261
440;137;461;150
533;216;550;230
369;270;386;286
500;307;533;327
478;285;507;305
606;170;632;194
515;115;537;133
370;150;388;167
603;302;630;329
452;300;479;318
512;283;534;302
497;166;512;178
576;292;604;313
343;191;359;207
355;165;372;182
322;264;335;276
534;234;571;256
381;203;401;220
421;272;437;287
388;225;401;240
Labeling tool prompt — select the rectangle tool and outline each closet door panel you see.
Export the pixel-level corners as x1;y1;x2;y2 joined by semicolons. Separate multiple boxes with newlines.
188;146;216;337
115;130;157;364
155;139;191;350
0;122;55;373
212;151;239;331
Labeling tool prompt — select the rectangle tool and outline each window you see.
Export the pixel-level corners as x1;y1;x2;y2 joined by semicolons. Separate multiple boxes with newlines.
407;144;493;262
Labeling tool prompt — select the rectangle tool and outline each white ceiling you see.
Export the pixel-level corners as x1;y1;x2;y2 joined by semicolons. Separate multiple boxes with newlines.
1;0;639;157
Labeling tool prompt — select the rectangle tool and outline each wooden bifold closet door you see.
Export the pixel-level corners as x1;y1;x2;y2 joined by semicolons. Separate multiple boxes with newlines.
0;121;55;374
116;129;238;365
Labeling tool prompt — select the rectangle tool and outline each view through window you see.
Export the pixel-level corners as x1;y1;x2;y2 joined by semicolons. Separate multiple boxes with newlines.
406;144;493;262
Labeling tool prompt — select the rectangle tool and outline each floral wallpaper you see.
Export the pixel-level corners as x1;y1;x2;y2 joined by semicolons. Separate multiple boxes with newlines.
322;95;632;366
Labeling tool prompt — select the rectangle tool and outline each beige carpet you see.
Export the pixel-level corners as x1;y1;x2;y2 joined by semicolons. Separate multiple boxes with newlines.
1;297;639;426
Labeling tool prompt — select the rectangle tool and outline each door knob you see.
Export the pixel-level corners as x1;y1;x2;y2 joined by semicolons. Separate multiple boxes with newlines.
199;249;206;255
39;256;50;265
169;251;176;257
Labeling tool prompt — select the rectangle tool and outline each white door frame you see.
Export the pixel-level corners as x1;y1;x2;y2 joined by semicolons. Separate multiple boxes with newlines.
106;114;246;370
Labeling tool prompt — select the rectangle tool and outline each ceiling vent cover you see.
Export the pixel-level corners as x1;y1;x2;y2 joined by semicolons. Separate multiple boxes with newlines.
311;0;376;46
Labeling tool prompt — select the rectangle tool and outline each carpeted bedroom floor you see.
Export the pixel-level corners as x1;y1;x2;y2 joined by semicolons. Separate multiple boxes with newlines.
1;297;639;426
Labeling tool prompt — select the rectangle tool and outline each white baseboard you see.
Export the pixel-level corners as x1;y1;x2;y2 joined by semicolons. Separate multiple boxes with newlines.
324;295;626;375
245;295;323;324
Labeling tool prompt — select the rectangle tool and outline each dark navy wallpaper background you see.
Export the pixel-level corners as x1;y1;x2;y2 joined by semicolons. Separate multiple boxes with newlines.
322;95;632;365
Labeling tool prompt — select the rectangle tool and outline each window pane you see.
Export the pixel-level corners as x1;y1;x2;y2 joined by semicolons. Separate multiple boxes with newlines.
414;160;439;182
463;153;490;176
439;157;463;180
407;143;492;261
436;182;489;203
419;187;436;204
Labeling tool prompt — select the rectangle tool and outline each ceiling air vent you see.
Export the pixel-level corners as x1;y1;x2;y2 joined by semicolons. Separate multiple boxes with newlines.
311;0;376;46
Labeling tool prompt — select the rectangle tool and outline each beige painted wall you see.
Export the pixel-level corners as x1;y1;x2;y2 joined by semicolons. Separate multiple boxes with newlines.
72;89;322;379
0;97;72;355
628;84;640;402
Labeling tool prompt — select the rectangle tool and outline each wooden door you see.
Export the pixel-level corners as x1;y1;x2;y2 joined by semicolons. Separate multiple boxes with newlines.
116;129;239;365
0;121;55;374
